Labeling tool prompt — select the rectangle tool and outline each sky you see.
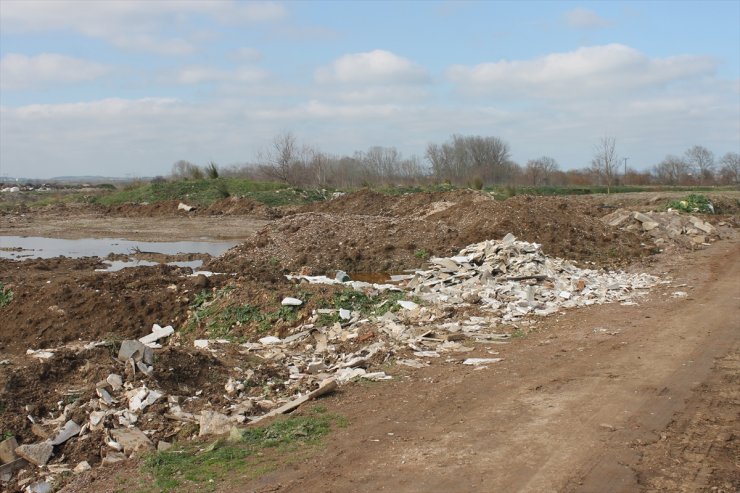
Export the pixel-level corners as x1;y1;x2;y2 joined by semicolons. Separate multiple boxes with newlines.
0;0;738;179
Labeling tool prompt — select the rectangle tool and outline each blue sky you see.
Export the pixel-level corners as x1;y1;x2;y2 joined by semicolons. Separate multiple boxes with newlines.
1;0;738;179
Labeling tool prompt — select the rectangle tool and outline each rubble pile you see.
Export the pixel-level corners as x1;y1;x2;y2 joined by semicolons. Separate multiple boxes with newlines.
600;209;718;248
405;233;659;321
2;233;664;492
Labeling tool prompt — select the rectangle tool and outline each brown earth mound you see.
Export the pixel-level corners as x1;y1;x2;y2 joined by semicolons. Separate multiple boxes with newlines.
109;197;278;219
211;192;647;277
0;259;200;356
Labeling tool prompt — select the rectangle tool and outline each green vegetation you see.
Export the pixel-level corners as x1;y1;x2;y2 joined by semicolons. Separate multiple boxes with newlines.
667;194;714;214
141;408;344;492
186;286;300;339
414;248;430;260
316;288;409;326
0;283;13;308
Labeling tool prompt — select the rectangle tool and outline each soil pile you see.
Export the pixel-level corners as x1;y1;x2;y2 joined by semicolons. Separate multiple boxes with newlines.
212;191;648;278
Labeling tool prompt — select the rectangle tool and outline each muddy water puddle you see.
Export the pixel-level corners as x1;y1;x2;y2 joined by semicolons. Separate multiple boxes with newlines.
0;236;238;261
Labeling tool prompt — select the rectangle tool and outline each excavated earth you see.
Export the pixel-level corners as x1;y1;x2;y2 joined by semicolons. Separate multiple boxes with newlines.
0;189;738;493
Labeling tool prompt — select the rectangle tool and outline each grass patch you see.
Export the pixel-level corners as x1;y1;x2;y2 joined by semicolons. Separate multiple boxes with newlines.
316;288;408;326
141;409;344;492
667;194;714;214
0;283;13;308
93;179;331;208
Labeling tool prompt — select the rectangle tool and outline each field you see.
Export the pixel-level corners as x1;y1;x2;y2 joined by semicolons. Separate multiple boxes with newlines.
0;185;738;493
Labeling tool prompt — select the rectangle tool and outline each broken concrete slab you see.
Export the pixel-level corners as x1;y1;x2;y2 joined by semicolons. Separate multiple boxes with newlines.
139;324;175;348
49;420;81;446
177;202;195;212
199;410;233;437
0;437;19;465
463;358;503;365
106;374;123;391
110;427;154;455
26;480;52;493
251;378;338;424
101;452;127;465
397;300;419;310
281;297;303;306
0;458;28;480
15;442;53;467
73;461;91;473
117;340;153;365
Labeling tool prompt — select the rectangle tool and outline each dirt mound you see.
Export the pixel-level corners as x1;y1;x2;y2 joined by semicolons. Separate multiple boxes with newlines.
208;212;460;276
266;191;646;274
206;197;278;218
303;188;489;218
109;197;278;219
0;258;201;356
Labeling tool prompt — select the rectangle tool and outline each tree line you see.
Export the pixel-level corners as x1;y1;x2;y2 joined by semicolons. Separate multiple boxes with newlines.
169;132;740;189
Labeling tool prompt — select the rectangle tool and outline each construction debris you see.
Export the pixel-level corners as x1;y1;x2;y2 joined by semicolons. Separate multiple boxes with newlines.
601;209;717;248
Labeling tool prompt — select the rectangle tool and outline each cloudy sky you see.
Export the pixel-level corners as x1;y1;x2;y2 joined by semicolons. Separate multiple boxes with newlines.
1;0;738;179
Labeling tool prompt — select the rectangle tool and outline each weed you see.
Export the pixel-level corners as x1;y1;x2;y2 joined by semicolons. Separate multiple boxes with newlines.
668;194;714;214
511;328;526;338
142;413;343;492
414;249;430;260
0;283;13;308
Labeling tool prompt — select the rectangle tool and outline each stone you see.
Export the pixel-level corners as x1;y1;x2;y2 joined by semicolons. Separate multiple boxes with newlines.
194;339;209;349
73;461;91;473
0;437;18;464
463;358;503;365
177;202;194;212
339;308;351;320
89;411;106;429
199;411;233;437
117;340;153;365
307;361;327;374
106;374;123;391
281;297;303;306
335;270;351;282
110;428;154;455
49;420;81;446
139;324;175;348
101;452;126;465
251;378;338;424
397;300;419;310
26;481;52;493
15;442;53;467
30;424;49;440
258;336;281;345
0;458;28;480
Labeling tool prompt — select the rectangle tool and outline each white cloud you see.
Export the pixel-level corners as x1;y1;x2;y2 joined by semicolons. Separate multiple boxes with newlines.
446;44;716;99
173;66;269;85
564;8;613;29
254;100;400;120
315;50;430;85
231;47;263;62
0;1;287;55
0;53;111;90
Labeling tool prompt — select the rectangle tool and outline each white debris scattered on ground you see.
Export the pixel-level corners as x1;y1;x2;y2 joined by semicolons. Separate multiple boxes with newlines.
600;209;717;247
6;233;669;490
404;234;659;322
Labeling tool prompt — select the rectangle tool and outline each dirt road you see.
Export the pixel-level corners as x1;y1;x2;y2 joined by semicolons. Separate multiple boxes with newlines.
237;236;739;493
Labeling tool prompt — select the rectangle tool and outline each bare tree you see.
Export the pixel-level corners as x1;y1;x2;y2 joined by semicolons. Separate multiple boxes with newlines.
590;137;619;193
524;156;559;186
653;155;690;185
257;132;314;185
426;134;515;185
684;145;715;184
718;152;739;185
